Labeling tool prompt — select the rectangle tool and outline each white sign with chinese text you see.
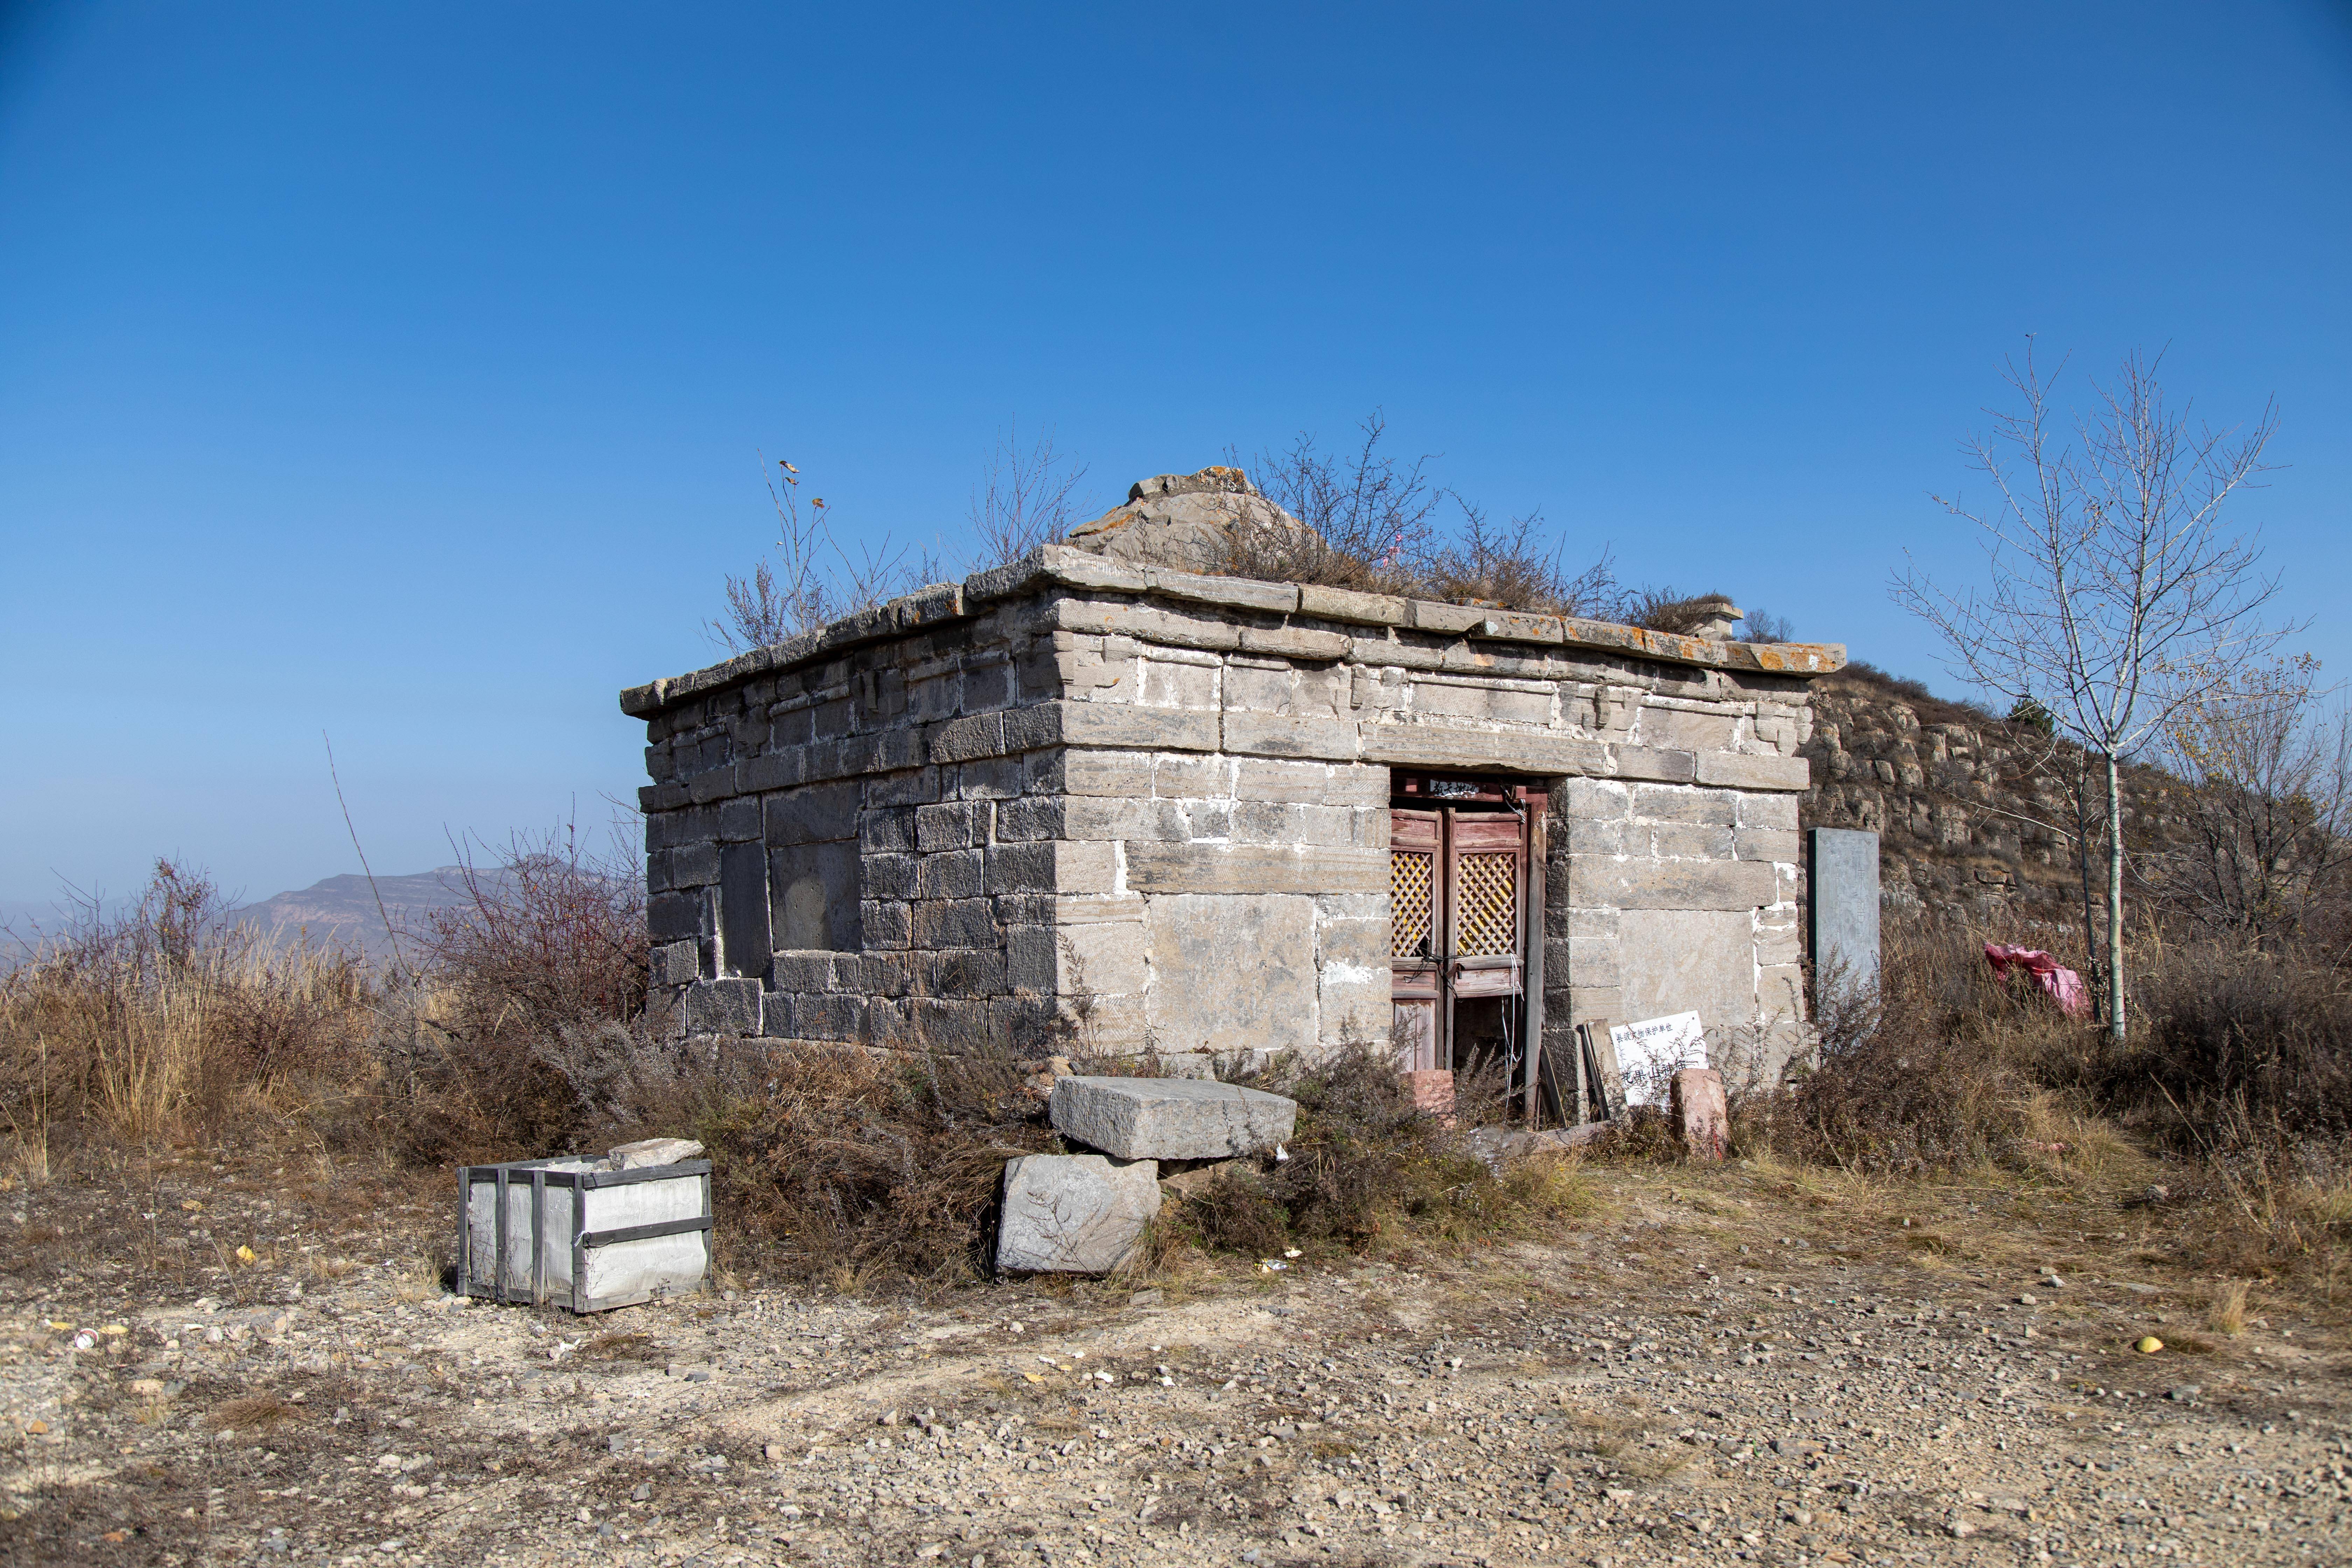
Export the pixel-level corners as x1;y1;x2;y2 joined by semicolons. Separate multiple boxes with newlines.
1609;1011;1707;1107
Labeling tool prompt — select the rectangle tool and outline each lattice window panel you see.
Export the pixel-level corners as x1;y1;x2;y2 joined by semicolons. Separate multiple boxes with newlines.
1390;850;1435;959
1455;851;1519;957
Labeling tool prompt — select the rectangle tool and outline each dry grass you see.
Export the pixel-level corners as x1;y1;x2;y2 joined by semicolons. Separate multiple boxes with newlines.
0;836;666;1192
208;1391;302;1434
1707;916;2352;1297
2206;1278;2250;1336
0;861;379;1165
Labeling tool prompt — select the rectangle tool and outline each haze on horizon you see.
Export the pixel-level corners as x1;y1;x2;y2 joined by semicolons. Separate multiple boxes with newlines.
3;2;2347;908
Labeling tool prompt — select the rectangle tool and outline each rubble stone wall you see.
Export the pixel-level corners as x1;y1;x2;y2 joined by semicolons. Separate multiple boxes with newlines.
623;547;1839;1080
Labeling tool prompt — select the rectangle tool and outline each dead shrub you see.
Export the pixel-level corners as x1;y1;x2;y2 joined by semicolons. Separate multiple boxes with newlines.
1177;1167;1292;1259
1232;414;1620;616
395;824;653;1163
1624;587;1738;636
1734;919;2066;1173
2093;943;2352;1149
1160;1042;1528;1255
1412;506;1620;619
698;1042;1057;1289
1583;1105;1688;1163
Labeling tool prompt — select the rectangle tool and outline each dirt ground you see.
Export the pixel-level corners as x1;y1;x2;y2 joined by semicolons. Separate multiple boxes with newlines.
3;1144;2347;1568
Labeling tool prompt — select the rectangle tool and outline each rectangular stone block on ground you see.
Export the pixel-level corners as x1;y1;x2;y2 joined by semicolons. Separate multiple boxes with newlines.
995;1154;1161;1274
1402;1068;1457;1127
1671;1067;1729;1162
1049;1076;1298;1160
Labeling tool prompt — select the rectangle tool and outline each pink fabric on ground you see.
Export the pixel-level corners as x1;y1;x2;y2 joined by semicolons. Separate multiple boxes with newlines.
1984;943;2091;1018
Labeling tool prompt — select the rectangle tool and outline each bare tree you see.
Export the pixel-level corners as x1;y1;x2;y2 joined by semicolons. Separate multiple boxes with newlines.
707;456;939;654
1895;344;2283;1037
2144;657;2352;946
968;420;1090;568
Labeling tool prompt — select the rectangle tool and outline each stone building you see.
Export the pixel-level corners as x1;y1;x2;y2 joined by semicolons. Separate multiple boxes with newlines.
621;472;1847;1113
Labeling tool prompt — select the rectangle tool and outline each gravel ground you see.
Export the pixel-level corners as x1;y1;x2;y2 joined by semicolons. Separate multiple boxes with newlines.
3;1151;2346;1568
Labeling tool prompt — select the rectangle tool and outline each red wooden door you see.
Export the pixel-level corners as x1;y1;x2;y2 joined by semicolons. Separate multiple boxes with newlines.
1390;804;1527;1072
1390;810;1444;1071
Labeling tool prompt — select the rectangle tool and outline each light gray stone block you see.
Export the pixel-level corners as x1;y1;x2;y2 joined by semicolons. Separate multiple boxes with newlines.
608;1137;704;1169
1049;1076;1298;1160
1809;827;1881;993
1617;909;1754;1040
995;1154;1161;1274
1144;894;1319;1055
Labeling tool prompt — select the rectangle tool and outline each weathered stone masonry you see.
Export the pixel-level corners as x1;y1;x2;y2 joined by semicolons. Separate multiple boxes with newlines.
622;545;1845;1096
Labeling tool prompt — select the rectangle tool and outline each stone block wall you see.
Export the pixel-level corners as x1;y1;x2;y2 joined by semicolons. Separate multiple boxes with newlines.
623;546;1839;1082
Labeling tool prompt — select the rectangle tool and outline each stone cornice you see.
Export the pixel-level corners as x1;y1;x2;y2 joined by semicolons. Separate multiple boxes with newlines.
619;545;1846;719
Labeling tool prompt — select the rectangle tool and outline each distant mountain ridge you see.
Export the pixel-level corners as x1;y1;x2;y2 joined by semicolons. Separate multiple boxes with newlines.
229;866;511;957
1;868;510;965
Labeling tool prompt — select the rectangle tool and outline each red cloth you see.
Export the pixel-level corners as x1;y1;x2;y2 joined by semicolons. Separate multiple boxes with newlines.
1983;943;2090;1018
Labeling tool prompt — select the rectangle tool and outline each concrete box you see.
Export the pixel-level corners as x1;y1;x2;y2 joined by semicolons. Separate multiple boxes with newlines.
460;1156;711;1313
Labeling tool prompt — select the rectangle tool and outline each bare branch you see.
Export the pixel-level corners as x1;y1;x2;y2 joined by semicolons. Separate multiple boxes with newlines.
968;419;1090;569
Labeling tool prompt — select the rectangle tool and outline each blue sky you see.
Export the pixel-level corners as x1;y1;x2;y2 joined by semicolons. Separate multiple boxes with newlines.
3;2;2348;909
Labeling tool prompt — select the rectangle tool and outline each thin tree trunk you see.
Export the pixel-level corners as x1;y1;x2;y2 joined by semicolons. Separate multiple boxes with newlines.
2071;754;2105;1020
2103;750;2127;1040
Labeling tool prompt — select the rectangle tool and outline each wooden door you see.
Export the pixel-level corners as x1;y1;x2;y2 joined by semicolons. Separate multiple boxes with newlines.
1447;813;1526;1000
1389;803;1528;1073
1390;810;1444;1071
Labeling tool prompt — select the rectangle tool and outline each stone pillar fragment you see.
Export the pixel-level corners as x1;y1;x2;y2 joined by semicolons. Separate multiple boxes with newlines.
1671;1067;1729;1162
1402;1068;1456;1128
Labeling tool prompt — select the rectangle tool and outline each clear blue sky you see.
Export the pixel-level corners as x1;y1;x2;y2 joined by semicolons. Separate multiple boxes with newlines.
3;2;2348;909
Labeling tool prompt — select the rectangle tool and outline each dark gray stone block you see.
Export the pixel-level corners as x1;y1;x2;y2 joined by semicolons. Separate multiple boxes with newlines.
685;978;762;1037
718;841;772;981
766;782;859;846
771;839;861;952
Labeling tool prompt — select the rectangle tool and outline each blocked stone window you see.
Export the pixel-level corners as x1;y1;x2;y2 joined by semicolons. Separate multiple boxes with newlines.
717;841;772;981
710;784;864;975
764;781;861;955
771;839;860;952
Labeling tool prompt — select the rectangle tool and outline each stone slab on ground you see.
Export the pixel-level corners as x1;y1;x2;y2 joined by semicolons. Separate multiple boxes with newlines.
1463;1122;1612;1168
995;1153;1161;1273
1049;1076;1297;1161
